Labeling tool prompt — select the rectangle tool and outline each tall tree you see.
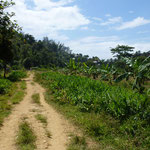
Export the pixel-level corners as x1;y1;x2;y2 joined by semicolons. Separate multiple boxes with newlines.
111;45;134;59
0;0;19;77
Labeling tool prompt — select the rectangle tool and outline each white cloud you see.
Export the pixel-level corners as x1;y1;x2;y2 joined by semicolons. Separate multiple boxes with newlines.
8;0;90;40
105;14;111;17
100;17;122;26
81;26;89;30
65;36;124;59
132;43;150;52
92;17;102;22
117;17;150;30
137;31;150;34
129;11;134;14
33;0;75;10
78;36;119;43
65;36;150;59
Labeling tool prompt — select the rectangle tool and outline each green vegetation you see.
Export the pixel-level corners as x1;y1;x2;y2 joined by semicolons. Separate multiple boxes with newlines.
67;135;88;150
17;121;36;150
0;79;12;94
35;114;47;125
0;0;20;78
11;90;25;104
31;82;35;85
36;71;150;149
8;70;27;82
20;80;27;90
0;70;27;125
32;93;40;104
36;71;149;121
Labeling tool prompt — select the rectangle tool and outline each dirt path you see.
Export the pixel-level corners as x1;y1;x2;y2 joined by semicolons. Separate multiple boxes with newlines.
0;73;74;150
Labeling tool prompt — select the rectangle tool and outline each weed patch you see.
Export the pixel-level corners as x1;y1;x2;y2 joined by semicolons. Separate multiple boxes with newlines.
35;114;47;125
32;93;40;104
17;121;36;150
67;135;88;150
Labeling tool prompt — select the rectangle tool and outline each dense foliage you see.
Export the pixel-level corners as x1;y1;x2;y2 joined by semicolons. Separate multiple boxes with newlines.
36;71;150;148
0;78;12;94
8;70;27;81
0;0;20;77
37;71;150;121
9;33;90;70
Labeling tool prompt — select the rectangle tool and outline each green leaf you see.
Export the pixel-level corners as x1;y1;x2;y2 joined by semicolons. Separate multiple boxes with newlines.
114;72;130;83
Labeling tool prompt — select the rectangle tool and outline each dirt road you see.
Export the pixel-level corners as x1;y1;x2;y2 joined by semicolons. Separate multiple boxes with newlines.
0;73;73;150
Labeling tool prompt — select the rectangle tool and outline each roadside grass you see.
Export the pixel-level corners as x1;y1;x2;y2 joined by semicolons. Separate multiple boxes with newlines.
35;114;47;125
0;81;26;126
67;135;88;150
44;92;140;150
31;82;35;85
17;121;36;150
32;93;40;105
20;80;27;90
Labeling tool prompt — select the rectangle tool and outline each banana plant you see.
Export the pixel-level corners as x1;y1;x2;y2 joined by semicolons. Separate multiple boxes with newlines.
100;64;117;84
82;63;100;79
115;56;150;93
66;58;82;75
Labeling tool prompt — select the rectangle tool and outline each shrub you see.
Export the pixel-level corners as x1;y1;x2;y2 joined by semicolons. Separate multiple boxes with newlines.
8;71;27;82
0;79;12;94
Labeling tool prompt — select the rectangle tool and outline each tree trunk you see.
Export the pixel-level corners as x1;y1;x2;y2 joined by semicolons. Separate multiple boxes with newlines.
3;63;6;78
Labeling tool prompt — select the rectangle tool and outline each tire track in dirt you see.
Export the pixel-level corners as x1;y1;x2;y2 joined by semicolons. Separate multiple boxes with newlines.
0;73;74;150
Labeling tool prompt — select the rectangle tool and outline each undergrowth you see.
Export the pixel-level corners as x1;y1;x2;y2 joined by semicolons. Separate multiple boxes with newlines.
8;70;27;82
35;71;150;149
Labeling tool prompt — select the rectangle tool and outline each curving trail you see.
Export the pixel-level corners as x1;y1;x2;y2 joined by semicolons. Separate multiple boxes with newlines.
0;73;74;150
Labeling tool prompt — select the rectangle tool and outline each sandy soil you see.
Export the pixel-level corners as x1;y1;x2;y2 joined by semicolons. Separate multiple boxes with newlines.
0;73;74;150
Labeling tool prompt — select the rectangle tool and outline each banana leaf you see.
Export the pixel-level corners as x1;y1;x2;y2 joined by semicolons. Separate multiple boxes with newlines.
114;72;131;83
139;63;150;72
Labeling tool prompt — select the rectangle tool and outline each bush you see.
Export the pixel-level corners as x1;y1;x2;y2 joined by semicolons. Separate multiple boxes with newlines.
8;71;27;82
0;79;12;94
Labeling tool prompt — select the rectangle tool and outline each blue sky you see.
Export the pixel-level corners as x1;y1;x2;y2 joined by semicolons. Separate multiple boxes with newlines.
9;0;150;59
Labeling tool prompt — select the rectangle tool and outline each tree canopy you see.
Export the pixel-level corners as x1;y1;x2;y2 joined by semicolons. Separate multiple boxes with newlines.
0;0;20;77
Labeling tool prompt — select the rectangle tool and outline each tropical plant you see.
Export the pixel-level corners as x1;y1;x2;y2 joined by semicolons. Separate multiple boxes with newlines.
100;64;117;84
115;56;150;93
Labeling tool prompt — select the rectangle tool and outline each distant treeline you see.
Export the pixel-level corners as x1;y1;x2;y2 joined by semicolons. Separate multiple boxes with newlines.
8;33;89;69
1;32;150;70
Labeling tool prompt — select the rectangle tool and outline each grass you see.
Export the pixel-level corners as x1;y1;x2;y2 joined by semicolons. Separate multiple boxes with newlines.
35;114;47;125
17;121;36;150
67;135;88;150
32;93;40;105
35;71;150;149
20;80;27;90
44;92;142;150
35;113;51;139
10;80;26;104
31;82;35;85
0;81;26;126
